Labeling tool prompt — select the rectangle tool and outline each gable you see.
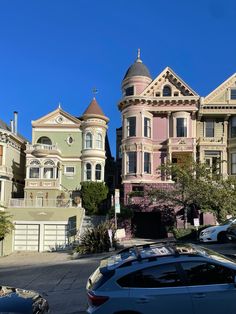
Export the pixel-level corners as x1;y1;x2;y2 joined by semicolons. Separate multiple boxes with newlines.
141;67;199;97
204;73;236;104
32;107;81;128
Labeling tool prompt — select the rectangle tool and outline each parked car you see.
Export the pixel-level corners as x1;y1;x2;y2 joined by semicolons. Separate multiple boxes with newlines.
0;285;49;313
227;223;236;241
86;241;236;314
199;217;236;243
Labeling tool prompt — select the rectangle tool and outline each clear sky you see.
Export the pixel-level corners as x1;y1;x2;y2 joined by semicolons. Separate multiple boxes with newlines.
0;0;236;156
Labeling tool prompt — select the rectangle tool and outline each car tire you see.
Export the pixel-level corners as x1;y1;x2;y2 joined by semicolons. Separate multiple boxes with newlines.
217;232;228;243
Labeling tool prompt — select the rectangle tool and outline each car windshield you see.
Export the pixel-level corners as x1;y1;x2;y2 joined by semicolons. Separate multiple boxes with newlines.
220;217;236;225
198;246;236;266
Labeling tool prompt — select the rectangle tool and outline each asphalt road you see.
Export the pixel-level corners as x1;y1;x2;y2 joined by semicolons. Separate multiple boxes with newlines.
0;241;235;314
0;252;103;314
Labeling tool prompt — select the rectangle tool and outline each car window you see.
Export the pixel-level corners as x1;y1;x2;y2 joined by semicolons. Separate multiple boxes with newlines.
221;218;236;225
117;263;183;288
181;261;235;286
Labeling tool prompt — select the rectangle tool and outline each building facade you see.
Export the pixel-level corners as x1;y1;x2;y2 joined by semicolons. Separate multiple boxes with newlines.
0;112;26;210
5;99;109;254
118;52;236;226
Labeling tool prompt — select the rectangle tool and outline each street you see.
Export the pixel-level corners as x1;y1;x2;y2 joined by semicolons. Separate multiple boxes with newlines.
0;241;235;313
0;251;102;314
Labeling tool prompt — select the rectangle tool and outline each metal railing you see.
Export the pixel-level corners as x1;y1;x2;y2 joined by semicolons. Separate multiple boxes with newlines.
9;198;82;208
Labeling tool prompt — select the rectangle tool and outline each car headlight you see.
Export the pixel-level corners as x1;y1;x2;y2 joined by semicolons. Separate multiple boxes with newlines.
32;296;49;314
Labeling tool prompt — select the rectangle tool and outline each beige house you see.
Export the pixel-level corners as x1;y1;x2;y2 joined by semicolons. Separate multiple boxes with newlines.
197;73;236;177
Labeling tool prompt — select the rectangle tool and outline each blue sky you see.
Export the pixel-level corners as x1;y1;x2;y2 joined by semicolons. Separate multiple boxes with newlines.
0;0;236;156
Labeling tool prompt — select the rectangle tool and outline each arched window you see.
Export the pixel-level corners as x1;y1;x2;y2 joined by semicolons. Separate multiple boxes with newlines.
43;160;55;179
85;163;92;180
85;133;92;148
37;137;52;145
95;164;102;180
29;160;40;179
96;133;102;149
163;85;171;97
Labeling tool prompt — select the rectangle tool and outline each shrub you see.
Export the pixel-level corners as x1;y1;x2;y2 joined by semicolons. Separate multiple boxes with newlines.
172;225;212;241
80;181;108;215
75;221;116;254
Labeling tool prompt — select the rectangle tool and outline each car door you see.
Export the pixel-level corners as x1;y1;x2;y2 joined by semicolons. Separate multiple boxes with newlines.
118;262;194;314
181;261;236;314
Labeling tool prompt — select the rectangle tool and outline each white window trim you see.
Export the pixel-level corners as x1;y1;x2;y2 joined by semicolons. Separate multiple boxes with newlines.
64;166;76;176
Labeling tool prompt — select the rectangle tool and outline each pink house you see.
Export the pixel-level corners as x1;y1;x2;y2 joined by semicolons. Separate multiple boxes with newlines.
118;51;199;205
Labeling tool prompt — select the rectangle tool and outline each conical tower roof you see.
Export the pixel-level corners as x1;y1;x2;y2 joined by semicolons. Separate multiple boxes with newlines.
82;98;109;122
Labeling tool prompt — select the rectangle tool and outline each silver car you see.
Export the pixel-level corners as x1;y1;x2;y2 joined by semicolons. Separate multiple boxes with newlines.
86;242;236;314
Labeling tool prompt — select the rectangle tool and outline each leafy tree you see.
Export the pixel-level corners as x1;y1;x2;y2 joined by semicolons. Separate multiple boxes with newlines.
0;211;14;239
150;159;236;228
80;181;109;215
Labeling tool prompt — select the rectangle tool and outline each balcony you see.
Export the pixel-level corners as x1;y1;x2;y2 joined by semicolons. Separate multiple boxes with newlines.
25;179;60;189
26;143;61;157
197;137;225;146
167;138;196;152
9;198;81;208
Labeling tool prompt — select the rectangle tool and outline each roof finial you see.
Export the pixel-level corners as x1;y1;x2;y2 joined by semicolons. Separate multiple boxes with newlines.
137;48;142;63
58;102;61;109
92;87;98;99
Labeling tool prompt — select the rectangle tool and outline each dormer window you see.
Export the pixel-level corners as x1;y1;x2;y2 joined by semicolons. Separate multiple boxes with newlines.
163;85;171;97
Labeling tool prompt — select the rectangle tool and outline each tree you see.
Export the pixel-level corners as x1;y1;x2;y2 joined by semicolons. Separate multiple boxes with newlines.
80;182;109;215
0;211;14;239
149;159;236;228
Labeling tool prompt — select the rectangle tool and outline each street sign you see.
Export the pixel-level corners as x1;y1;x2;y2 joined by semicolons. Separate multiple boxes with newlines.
115;203;120;213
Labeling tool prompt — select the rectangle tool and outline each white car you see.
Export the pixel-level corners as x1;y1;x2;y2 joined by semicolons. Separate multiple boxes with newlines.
199;217;236;243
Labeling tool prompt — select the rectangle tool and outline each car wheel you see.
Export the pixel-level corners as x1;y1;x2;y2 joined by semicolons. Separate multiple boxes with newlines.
217;232;228;243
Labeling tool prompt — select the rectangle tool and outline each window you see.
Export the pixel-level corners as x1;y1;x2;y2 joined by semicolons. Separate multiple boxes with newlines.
64;166;75;176
176;118;187;137
37;136;52;145
144;152;151;173
163;85;171;97
0;145;2;165
205;151;221;175
205;120;214;137
95;164;102;180
85;163;92;180
67;136;74;145
232;153;236;174
181;261;235;286
117;263;182;288
127;152;137;174
127;117;136;137
231;89;236;100
85;133;92;148
43;160;55;179
231;117;236;138
174;92;179;96
144;117;151;138
29;160;40;179
125;86;134;96
96;133;103;149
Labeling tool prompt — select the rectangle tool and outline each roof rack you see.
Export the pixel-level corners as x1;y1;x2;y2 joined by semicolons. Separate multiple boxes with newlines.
118;240;177;255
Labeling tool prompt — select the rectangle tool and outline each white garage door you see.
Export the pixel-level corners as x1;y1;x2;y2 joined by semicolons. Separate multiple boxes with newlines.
43;224;68;251
14;224;39;251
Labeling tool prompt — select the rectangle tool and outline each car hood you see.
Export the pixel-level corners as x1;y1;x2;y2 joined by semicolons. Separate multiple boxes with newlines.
0;285;40;313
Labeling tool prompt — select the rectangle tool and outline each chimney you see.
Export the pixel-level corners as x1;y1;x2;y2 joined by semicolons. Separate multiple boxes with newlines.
10;120;14;133
14;111;18;135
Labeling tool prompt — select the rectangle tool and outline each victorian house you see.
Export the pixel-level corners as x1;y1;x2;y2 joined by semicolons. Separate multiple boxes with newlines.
0;112;26;210
6;99;109;254
118;51;236;236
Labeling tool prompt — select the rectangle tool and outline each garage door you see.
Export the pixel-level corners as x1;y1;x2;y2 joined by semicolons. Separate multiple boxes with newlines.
14;224;39;251
43;224;68;251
